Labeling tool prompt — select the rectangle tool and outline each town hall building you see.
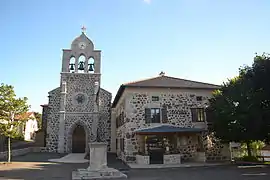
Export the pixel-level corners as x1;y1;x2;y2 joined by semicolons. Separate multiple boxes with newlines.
41;30;230;165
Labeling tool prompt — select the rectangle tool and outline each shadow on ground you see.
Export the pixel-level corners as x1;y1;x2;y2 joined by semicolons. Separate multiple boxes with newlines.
0;152;129;180
1;153;270;180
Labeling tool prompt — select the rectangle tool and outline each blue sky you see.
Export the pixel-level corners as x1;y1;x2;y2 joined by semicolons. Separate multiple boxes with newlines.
1;0;270;112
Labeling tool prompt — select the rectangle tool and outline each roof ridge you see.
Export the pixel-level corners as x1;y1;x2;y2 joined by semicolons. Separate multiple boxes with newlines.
124;74;220;87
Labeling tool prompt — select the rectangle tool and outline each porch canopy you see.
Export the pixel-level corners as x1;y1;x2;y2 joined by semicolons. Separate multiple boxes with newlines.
135;125;206;135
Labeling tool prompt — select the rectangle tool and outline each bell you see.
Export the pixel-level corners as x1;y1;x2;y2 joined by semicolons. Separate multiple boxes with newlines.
78;61;84;70
69;63;75;71
89;64;94;71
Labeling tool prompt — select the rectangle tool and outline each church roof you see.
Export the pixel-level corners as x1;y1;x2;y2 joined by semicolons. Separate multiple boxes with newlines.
112;74;220;108
71;32;94;50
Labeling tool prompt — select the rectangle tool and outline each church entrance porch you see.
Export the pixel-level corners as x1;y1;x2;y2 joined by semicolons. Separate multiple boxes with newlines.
72;125;86;153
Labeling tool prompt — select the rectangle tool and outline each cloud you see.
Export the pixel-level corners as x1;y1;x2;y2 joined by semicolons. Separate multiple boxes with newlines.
143;0;151;4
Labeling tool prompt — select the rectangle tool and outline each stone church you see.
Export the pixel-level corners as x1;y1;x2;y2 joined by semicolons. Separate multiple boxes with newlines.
41;31;112;153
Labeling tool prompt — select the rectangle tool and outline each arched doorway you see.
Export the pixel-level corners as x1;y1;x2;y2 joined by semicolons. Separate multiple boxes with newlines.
72;125;86;153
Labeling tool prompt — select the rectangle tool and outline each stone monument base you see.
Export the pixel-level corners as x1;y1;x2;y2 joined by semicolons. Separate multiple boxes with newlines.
72;142;127;179
72;168;127;179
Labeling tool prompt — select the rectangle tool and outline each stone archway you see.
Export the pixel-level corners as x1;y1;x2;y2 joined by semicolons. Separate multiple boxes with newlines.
67;121;90;153
72;125;86;153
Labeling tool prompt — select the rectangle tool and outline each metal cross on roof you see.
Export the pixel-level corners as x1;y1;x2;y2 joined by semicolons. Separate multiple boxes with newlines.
81;26;86;33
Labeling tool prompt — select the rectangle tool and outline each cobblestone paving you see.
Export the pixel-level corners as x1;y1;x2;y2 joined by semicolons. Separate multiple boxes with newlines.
0;153;269;180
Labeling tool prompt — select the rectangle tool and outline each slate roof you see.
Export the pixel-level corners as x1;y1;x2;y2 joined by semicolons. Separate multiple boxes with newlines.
135;125;206;134
112;74;221;108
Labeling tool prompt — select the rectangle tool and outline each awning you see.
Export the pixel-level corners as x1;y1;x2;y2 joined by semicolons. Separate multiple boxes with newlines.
135;125;206;134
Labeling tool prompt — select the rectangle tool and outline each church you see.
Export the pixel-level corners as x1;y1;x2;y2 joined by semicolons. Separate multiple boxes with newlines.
41;30;112;154
41;30;230;164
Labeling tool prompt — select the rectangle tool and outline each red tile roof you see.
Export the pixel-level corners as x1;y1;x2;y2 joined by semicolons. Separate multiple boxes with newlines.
15;112;35;120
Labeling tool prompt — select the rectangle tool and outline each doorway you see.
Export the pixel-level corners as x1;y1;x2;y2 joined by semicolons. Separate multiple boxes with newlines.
72;125;86;153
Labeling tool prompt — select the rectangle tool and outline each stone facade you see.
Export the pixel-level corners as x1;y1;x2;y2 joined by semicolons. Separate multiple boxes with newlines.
42;32;112;153
136;155;149;165
114;87;230;163
163;154;181;164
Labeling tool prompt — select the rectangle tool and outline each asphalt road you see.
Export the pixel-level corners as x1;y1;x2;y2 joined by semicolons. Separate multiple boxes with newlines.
0;153;269;180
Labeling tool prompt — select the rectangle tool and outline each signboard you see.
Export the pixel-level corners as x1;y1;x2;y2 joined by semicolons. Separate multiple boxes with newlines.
230;142;241;148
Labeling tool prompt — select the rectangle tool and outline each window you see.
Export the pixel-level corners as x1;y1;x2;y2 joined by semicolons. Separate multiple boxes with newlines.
152;96;159;101
151;108;161;123
145;108;161;123
196;96;202;101
120;138;124;152
116;111;124;128
145;106;168;124
191;108;205;122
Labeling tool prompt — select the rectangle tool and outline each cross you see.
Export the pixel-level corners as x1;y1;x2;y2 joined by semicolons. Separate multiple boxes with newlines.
81;26;86;33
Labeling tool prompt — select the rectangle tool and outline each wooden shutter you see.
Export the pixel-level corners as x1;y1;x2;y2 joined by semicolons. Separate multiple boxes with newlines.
145;108;151;124
205;108;214;129
191;108;198;122
162;107;168;123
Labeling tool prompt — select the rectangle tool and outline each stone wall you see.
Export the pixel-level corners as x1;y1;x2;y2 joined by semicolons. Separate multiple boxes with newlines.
202;132;230;161
136;155;149;165
46;87;61;152
163;154;181;164
45;73;112;153
41;105;49;131
115;88;230;162
0;147;47;160
178;135;198;160
98;88;112;151
115;99;126;158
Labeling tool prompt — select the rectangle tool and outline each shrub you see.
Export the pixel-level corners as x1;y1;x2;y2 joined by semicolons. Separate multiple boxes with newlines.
240;156;259;162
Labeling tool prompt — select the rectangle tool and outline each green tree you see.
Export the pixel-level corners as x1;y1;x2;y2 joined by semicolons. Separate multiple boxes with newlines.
33;112;42;130
248;53;270;143
208;54;270;157
0;83;29;162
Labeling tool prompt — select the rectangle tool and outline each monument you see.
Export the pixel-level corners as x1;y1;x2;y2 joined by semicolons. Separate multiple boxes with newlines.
72;142;127;179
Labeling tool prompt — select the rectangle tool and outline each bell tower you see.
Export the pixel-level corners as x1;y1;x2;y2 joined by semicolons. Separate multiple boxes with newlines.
61;27;101;74
57;27;102;153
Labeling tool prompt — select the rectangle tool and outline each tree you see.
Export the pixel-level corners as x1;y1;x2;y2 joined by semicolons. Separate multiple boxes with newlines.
0;83;29;162
248;53;270;143
33;112;42;130
208;54;270;157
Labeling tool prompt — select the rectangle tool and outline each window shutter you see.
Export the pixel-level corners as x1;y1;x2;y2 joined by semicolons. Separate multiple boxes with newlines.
145;108;151;124
191;108;198;122
162;107;168;123
205;108;214;129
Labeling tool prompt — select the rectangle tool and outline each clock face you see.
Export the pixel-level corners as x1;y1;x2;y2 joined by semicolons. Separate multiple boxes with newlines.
78;42;86;49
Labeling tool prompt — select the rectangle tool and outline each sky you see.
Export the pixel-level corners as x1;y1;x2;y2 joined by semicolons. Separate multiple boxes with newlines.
1;0;270;113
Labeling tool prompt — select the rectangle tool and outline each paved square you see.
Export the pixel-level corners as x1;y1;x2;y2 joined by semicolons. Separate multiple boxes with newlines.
0;153;269;180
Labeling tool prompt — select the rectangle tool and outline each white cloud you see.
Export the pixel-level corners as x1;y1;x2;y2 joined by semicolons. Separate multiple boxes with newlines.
143;0;151;4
